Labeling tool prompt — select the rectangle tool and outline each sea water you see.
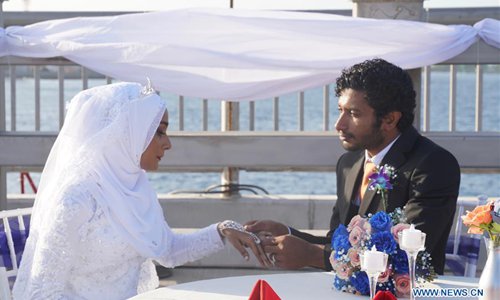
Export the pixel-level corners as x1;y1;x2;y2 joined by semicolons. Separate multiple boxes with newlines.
5;67;500;197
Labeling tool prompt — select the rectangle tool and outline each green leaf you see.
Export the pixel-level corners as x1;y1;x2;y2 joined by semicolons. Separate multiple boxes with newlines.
479;223;491;231
491;222;500;234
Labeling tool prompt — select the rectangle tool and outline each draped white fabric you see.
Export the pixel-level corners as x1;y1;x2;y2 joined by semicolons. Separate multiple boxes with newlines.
474;18;500;49
0;8;498;101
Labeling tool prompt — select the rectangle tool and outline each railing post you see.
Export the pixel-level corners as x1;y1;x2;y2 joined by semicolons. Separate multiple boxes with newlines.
221;101;240;196
0;0;5;130
352;0;424;130
0;0;4;28
0;169;5;210
0;0;7;210
219;0;241;197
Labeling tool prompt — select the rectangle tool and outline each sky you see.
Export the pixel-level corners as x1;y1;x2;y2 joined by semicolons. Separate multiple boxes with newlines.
2;0;499;11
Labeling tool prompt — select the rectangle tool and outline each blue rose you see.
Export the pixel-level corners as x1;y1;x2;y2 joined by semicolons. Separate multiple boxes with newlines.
331;224;349;248
350;271;370;295
392;248;409;274
368;231;397;254
333;224;349;238
332;235;351;259
333;277;349;291
369;211;392;232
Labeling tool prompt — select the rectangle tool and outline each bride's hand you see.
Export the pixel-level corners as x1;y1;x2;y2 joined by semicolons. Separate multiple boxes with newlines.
222;228;273;268
217;221;273;268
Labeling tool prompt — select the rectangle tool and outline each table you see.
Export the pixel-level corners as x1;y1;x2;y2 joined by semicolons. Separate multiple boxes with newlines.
130;272;480;300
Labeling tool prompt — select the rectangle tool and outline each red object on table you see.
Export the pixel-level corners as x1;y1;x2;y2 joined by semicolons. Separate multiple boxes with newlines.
248;279;281;300
373;290;398;300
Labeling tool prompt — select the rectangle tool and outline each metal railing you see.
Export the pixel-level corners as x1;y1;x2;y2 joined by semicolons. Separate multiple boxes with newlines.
0;62;498;134
422;63;499;133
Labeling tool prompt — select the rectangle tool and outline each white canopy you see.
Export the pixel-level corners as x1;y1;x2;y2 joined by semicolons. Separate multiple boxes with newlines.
0;8;498;101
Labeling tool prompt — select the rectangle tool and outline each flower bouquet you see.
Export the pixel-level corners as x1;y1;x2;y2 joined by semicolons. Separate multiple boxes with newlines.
462;199;500;299
330;208;436;298
461;199;500;247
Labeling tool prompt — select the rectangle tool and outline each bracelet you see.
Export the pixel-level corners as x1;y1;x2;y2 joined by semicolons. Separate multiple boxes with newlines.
217;220;261;244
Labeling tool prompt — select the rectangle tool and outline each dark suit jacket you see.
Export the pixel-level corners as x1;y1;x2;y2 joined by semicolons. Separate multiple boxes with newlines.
291;126;460;274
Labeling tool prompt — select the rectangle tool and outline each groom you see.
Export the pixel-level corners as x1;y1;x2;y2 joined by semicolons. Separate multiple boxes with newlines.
245;58;460;274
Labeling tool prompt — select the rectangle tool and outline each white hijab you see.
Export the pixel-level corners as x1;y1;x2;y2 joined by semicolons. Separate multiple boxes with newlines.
29;82;169;257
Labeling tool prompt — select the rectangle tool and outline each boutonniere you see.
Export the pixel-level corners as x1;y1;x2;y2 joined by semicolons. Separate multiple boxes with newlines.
368;164;397;211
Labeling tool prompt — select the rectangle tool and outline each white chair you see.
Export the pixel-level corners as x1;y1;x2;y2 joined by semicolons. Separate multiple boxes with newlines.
445;197;483;277
0;207;32;300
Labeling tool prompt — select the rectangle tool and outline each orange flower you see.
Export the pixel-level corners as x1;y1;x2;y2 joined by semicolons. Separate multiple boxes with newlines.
462;203;493;234
466;225;485;235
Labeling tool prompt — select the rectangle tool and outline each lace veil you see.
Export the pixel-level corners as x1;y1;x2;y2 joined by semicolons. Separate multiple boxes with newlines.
28;82;169;258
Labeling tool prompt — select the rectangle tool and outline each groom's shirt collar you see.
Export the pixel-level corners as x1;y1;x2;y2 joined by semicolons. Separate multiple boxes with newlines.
364;134;401;166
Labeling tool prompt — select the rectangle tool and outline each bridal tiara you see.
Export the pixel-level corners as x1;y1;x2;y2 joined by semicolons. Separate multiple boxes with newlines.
140;77;159;97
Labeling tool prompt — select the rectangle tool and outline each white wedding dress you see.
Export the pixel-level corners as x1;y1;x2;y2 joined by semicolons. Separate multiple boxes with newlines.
13;184;224;300
13;83;228;300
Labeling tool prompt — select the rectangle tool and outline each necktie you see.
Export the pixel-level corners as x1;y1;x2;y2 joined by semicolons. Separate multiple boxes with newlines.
360;160;376;201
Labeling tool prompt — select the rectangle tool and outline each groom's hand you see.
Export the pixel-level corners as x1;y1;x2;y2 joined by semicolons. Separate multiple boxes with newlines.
264;235;324;270
244;220;289;236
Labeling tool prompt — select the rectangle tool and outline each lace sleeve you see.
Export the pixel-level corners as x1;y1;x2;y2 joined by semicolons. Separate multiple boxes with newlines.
155;223;225;268
20;190;93;299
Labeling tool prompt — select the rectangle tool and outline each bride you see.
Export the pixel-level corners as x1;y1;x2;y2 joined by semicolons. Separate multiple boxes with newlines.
13;82;270;299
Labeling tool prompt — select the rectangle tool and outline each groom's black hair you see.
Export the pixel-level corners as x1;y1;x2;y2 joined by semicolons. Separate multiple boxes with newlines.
335;58;416;131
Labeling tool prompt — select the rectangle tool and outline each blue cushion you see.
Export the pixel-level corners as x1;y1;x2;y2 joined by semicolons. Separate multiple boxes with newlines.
445;235;480;276
0;216;30;269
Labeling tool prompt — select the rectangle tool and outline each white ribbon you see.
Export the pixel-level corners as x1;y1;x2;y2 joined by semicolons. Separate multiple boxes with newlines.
474;18;500;49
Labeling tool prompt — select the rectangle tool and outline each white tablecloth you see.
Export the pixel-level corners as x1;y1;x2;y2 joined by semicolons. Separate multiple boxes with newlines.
130;272;480;300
